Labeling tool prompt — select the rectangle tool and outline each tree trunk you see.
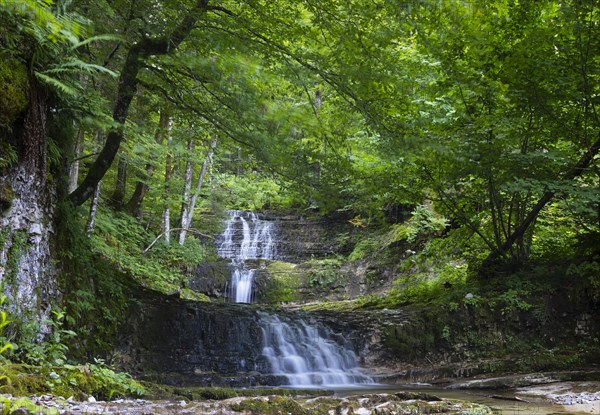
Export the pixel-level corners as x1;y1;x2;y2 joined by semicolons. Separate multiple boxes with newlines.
178;137;217;244
178;138;196;243
484;133;600;266
86;181;102;236
68;126;84;193
110;156;127;208
22;77;49;180
236;147;243;176
162;117;175;245
125;110;171;217
68;0;210;206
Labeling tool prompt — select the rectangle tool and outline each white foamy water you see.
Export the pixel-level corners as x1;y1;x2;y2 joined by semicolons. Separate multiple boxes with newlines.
217;210;276;303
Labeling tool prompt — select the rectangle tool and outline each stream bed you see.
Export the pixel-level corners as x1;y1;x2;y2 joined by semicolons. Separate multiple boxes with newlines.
4;382;599;415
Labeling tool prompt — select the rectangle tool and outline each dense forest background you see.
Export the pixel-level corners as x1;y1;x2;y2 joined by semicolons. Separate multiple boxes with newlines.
0;0;599;397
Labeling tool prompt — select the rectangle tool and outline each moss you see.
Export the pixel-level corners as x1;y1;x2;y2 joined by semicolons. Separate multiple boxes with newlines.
142;384;330;401
0;364;144;401
4;230;28;289
301;300;357;312
180;288;210;302
3;396;61;415
302;258;343;288
230;396;308;415
262;261;303;303
0;182;15;213
0;59;28;129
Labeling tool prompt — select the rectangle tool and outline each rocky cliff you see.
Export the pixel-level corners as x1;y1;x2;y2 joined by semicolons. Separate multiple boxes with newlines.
0;166;60;335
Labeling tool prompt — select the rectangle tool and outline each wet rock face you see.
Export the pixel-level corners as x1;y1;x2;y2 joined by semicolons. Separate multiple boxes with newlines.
119;295;265;381
117;291;374;387
0;166;59;332
187;262;230;298
269;214;349;262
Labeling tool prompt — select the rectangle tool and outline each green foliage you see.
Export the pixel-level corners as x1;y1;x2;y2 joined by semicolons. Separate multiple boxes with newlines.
213;173;301;212
18;310;76;367
355;225;479;309
0;295;143;400
304;258;343;288
496;289;532;315
0;58;28;133
346;205;447;262
0;362;145;401
567;261;600;302
362;262;468;309
3;230;28;290
1;395;60;415
0;0;116;99
91;207;212;296
405;205;448;243
0;297;17;393
87;359;145;399
348;238;380;261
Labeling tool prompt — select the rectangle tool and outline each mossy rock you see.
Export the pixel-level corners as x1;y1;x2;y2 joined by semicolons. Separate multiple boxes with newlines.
230;396;308;415
0;181;15;212
0;59;28;129
260;261;304;303
0;364;144;401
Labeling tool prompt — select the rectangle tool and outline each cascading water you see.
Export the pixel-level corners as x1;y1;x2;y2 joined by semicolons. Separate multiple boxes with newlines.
216;210;373;387
258;312;374;387
217;210;276;303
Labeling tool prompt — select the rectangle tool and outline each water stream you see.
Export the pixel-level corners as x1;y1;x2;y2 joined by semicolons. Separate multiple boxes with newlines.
217;210;276;303
259;311;373;387
216;210;373;387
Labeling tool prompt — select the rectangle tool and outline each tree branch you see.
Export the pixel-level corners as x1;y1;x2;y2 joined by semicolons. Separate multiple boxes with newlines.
143;227;213;253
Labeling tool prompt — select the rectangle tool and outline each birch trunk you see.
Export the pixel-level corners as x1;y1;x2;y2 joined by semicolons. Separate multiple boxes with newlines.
86;181;102;236
177;138;196;243
68;125;84;193
162;117;174;245
178;137;217;244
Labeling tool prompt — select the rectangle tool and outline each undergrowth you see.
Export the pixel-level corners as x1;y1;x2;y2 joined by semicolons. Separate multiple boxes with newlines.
91;206;214;297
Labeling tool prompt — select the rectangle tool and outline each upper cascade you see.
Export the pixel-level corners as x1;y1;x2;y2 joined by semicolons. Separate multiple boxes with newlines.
216;210;278;303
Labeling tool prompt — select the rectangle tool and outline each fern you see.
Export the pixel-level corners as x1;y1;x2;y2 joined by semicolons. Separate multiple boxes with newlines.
34;71;78;97
71;34;122;50
43;59;117;77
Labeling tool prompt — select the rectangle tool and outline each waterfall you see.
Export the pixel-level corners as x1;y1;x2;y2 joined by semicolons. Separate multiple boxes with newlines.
217;210;276;303
216;210;373;387
258;312;374;387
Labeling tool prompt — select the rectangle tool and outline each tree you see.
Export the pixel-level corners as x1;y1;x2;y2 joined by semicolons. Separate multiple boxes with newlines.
178;136;217;244
68;0;211;206
125;110;172;217
416;0;600;267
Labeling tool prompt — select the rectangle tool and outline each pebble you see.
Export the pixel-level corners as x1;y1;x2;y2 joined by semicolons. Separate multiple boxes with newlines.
553;391;600;405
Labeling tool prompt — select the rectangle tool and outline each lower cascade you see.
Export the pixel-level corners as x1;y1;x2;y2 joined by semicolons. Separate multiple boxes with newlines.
258;311;374;387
